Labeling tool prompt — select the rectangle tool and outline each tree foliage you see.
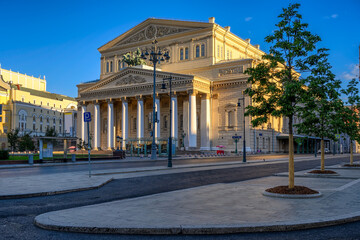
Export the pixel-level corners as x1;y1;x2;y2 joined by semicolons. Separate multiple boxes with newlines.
296;49;343;141
340;78;360;142
19;133;35;152
7;129;19;152
244;3;322;188
122;48;146;67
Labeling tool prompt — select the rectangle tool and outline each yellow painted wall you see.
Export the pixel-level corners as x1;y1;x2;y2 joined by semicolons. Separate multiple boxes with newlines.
0;68;46;91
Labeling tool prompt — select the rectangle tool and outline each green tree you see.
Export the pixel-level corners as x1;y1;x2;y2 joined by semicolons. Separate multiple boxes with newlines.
19;133;35;152
122;48;146;67
45;126;58;147
7;129;19;154
296;49;343;171
340;78;360;165
244;3;321;188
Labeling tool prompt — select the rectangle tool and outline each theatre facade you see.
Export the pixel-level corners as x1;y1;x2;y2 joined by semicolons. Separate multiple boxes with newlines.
76;17;321;154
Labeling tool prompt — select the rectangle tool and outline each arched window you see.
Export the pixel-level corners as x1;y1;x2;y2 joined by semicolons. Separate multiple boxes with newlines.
33;115;36;122
164;116;168;129
33;115;36;131
195;45;200;58
18;110;27;131
118;60;122;71
180;114;183;130
53;118;56;126
180;48;184;60
201;44;205;57
106;62;109;73
59;118;62;125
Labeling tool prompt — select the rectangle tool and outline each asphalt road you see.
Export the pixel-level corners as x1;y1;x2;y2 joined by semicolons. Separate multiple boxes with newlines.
0;154;292;178
1;155;360;240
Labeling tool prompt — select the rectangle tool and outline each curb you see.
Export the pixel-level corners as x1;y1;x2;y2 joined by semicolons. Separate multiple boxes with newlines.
34;210;360;235
0;178;114;200
262;191;322;199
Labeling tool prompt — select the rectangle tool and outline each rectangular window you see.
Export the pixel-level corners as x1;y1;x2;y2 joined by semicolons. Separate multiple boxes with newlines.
0;117;2;122
196;46;200;58
110;61;113;72
217;45;220;58
0;104;2;114
180;48;184;60
185;48;189;59
227;50;229;60
201;44;205;57
221;47;223;59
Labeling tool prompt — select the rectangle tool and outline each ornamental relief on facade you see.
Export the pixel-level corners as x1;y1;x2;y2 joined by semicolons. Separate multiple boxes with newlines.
115;75;146;86
118;25;195;45
218;66;244;76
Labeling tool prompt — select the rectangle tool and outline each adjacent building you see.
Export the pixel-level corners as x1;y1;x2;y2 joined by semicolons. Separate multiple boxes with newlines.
0;66;78;149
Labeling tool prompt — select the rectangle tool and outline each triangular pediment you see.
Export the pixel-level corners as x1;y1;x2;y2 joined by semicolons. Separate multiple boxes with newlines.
81;67;194;93
98;18;213;52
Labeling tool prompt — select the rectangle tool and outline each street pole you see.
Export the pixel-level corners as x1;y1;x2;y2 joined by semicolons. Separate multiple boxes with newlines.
168;76;172;167
242;98;246;163
87;121;91;177
140;40;170;161
151;60;157;160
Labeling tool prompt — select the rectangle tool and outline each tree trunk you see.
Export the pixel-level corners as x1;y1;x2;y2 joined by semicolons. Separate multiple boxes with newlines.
321;139;325;171
288;117;294;189
350;141;353;165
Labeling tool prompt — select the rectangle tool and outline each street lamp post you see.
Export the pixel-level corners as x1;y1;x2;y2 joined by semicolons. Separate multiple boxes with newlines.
237;98;246;163
140;39;170;160
161;75;173;167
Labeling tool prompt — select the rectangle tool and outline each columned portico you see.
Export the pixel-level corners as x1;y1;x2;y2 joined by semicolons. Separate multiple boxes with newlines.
155;97;160;141
188;90;197;148
121;98;128;149
137;96;144;141
200;94;211;150
94;102;100;150
107;100;114;150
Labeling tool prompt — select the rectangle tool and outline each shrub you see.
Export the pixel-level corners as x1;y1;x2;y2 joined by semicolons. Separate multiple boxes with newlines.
0;150;9;160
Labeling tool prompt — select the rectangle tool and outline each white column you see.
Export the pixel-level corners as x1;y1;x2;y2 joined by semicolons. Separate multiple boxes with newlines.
107;100;114;150
155;97;160;141
171;95;178;145
200;94;211;150
81;105;87;143
183;101;189;149
189;91;197;148
122;99;128;148
137;96;144;140
94;103;100;150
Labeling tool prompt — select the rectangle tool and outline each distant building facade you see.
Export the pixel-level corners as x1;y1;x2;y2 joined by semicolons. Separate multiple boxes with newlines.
0;66;78;149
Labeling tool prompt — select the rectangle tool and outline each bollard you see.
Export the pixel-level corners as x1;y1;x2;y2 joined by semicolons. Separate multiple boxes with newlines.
28;154;34;165
71;154;76;162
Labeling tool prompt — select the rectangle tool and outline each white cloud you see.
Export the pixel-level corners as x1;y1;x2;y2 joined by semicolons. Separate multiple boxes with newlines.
324;14;339;19
245;17;253;22
341;64;359;80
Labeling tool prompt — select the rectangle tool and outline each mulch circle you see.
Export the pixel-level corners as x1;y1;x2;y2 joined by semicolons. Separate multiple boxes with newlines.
344;164;360;167
308;170;337;174
265;185;319;195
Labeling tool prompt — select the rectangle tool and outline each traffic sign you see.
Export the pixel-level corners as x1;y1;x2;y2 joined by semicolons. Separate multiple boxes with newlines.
84;112;91;122
259;133;263;136
232;136;242;139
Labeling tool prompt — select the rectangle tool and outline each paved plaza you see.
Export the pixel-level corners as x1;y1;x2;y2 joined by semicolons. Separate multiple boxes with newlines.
31;159;360;234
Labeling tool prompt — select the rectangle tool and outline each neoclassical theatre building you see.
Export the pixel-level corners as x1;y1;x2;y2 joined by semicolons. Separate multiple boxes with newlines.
77;17;316;154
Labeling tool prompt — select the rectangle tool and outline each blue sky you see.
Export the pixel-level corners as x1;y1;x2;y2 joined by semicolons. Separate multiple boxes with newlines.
0;0;359;98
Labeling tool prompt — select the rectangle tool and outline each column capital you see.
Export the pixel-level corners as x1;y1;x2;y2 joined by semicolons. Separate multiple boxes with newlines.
187;89;198;96
106;98;114;104
79;101;88;106
136;95;143;101
93;100;100;105
121;97;127;102
201;93;210;99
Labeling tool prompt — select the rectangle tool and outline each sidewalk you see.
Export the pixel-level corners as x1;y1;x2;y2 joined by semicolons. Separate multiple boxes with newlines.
0;154;352;199
34;162;360;234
